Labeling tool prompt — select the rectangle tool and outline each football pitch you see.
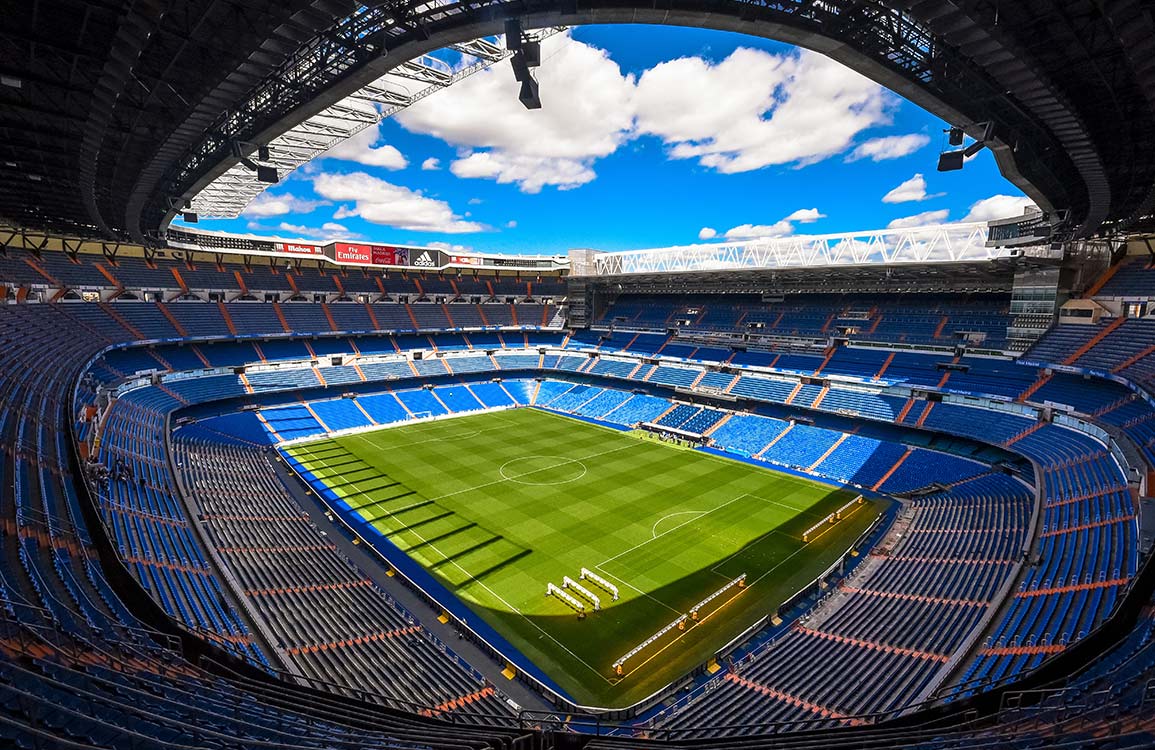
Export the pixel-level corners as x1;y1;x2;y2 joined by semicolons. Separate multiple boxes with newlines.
284;407;882;707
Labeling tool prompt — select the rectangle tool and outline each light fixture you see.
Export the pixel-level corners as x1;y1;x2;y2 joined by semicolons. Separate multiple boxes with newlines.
937;150;966;172
231;141;279;183
506;18;541;110
937;122;994;172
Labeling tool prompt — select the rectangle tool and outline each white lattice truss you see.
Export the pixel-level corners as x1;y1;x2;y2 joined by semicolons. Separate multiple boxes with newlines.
591;223;1005;276
191;28;566;218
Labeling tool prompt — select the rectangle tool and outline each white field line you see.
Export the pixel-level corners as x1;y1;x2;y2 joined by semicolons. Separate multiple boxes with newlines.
592;493;763;614
353;414;520;449
421;441;646;506
588;566;681;616
385;506;612;684
596;493;758;570
336;439;653;685
594;490;814;610
651;511;706;539
734;505;865;591
710;494;864;582
706;492;816;575
610;500;870;682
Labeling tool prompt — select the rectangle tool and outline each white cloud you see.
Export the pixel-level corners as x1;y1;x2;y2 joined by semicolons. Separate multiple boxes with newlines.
449;152;598;193
717;206;826;240
241;192;325;218
962;194;1038;223
887;210;951;229
635;48;893;173
421;157;441;171
505;220;517;229
313;171;483;234
698;227;717;240
848;134;930;162
324;124;408;170
885;194;1037;230
784;208;826;223
397;33;635;192
882;173;941;204
428;241;472;253
468;197;483;205
272;221;361;240
724;221;795;240
394;37;901;191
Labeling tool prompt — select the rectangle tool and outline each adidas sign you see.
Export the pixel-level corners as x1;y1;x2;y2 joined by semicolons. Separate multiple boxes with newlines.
413;251;436;267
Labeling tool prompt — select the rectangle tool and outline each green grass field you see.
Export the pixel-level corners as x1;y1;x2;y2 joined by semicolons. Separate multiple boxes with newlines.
285;407;881;707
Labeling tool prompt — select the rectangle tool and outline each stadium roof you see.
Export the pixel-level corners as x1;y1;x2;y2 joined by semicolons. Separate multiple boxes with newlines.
583;223;1006;277
2;1;1153;242
578;256;1049;296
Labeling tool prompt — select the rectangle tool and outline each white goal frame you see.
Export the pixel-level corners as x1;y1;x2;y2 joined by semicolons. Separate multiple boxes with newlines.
546;582;585;612
580;568;619;601
563;576;601;611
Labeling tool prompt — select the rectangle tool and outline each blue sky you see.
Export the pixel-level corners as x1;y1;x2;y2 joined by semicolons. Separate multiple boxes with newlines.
176;26;1034;255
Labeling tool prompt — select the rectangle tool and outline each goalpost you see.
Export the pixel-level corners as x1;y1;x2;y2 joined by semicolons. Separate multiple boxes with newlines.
563;576;601;611
580;568;619;601
801;495;865;542
609;573;746;676
546;582;585;612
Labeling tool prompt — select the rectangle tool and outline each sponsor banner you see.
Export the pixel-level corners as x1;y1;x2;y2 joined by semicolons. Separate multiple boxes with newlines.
331;242;372;264
315;241;455;268
371;245;409;266
410;249;445;269
275;242;322;256
451;254;483;266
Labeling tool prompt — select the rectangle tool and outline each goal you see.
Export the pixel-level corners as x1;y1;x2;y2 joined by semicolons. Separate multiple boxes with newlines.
580;568;619;601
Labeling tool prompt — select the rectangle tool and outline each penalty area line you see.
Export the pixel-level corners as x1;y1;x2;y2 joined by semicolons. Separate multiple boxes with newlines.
614;569;752;684
594;493;761;616
616;506;869;685
385;506;614;685
591;568;681;616
651;510;706;540
595;493;758;569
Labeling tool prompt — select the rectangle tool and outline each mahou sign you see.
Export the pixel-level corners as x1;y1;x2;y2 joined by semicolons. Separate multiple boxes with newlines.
275;242;322;256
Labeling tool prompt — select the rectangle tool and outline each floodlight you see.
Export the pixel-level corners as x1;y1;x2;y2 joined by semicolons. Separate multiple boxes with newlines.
504;19;522;49
522;40;541;67
937;150;965;172
511;53;532;83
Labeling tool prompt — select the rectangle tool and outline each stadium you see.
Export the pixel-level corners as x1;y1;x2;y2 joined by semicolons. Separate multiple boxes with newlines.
1;1;1155;748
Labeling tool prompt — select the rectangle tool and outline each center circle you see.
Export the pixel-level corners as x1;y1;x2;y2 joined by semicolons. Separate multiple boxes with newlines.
499;456;588;486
